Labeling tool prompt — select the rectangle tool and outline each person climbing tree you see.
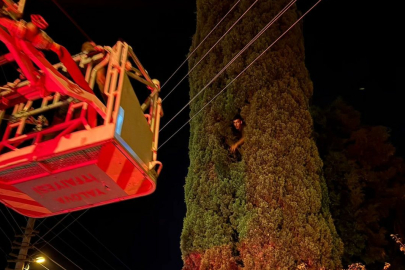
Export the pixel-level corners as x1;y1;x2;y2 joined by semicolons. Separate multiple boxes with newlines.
181;0;343;268
230;114;245;154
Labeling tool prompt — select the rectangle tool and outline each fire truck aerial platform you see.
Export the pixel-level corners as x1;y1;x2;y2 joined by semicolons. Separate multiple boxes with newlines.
0;0;163;218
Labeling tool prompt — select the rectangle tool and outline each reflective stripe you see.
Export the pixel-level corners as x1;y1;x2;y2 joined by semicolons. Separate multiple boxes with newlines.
3;199;51;214
0;188;36;201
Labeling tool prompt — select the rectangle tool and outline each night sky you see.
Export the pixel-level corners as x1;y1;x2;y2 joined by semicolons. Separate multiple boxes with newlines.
0;0;401;269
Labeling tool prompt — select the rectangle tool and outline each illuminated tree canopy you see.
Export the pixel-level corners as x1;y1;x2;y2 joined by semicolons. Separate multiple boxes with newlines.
181;0;342;269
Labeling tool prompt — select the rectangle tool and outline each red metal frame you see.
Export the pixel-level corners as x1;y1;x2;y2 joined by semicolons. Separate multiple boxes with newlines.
0;9;163;217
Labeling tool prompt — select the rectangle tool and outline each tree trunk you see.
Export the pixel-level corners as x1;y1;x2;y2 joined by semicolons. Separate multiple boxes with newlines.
181;0;343;269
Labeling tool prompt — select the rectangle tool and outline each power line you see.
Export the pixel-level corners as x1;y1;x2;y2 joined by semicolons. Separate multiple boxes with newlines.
32;246;68;270
160;0;296;132
32;214;71;246
5;207;24;234
38;263;50;270
0;245;10;269
0;245;8;256
34;217;48;231
162;0;259;102
0;207;17;234
0;208;72;269
0;224;12;244
159;0;323;149
50;0;93;42
36;226;100;270
27;254;52;270
34;212;117;269
36;210;116;269
34;211;115;270
34;234;85;270
1;65;8;83
44;210;87;244
161;0;242;91
75;220;132;270
64;227;117;270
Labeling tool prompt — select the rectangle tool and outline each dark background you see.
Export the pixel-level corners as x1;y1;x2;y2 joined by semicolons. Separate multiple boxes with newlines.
0;0;401;269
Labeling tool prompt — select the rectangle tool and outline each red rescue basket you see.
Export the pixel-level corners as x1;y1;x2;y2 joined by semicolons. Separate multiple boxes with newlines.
0;16;163;217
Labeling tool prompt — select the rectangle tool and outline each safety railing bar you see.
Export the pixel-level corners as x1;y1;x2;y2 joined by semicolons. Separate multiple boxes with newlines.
79;103;91;130
111;43;127;124
0;141;17;151
105;69;119;124
126;72;156;89
4;118;81;144
55;119;83;138
127;47;156;90
15;117;27;136
53;92;61;104
12;98;73;120
89;55;110;90
41;95;53;107
84;62;93;82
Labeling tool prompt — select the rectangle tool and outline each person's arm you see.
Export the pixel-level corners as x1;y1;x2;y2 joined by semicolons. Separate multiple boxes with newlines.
230;137;244;153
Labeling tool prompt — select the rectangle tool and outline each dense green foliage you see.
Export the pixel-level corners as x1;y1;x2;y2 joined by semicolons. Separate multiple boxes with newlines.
312;98;405;269
181;0;343;268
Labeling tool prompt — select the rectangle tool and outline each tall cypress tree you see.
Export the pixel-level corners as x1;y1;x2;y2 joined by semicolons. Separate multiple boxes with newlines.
181;0;343;269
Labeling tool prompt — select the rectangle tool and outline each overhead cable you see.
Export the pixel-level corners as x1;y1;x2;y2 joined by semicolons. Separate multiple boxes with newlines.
0;207;17;234
33;246;69;270
43;210;87;245
0;225;12;244
38;263;50;270
50;0;93;42
75;220;132;270
35;211;115;270
34;234;85;270
34;217;48;231
0;245;8;256
64;226;117;270
159;0;323;149
4;207;24;234
36;225;100;270
161;0;242;91
160;0;296;132
162;0;259;102
32;213;71;246
37;213;117;270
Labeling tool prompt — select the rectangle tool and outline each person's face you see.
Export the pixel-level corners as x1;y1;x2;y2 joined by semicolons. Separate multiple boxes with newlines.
233;119;242;130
